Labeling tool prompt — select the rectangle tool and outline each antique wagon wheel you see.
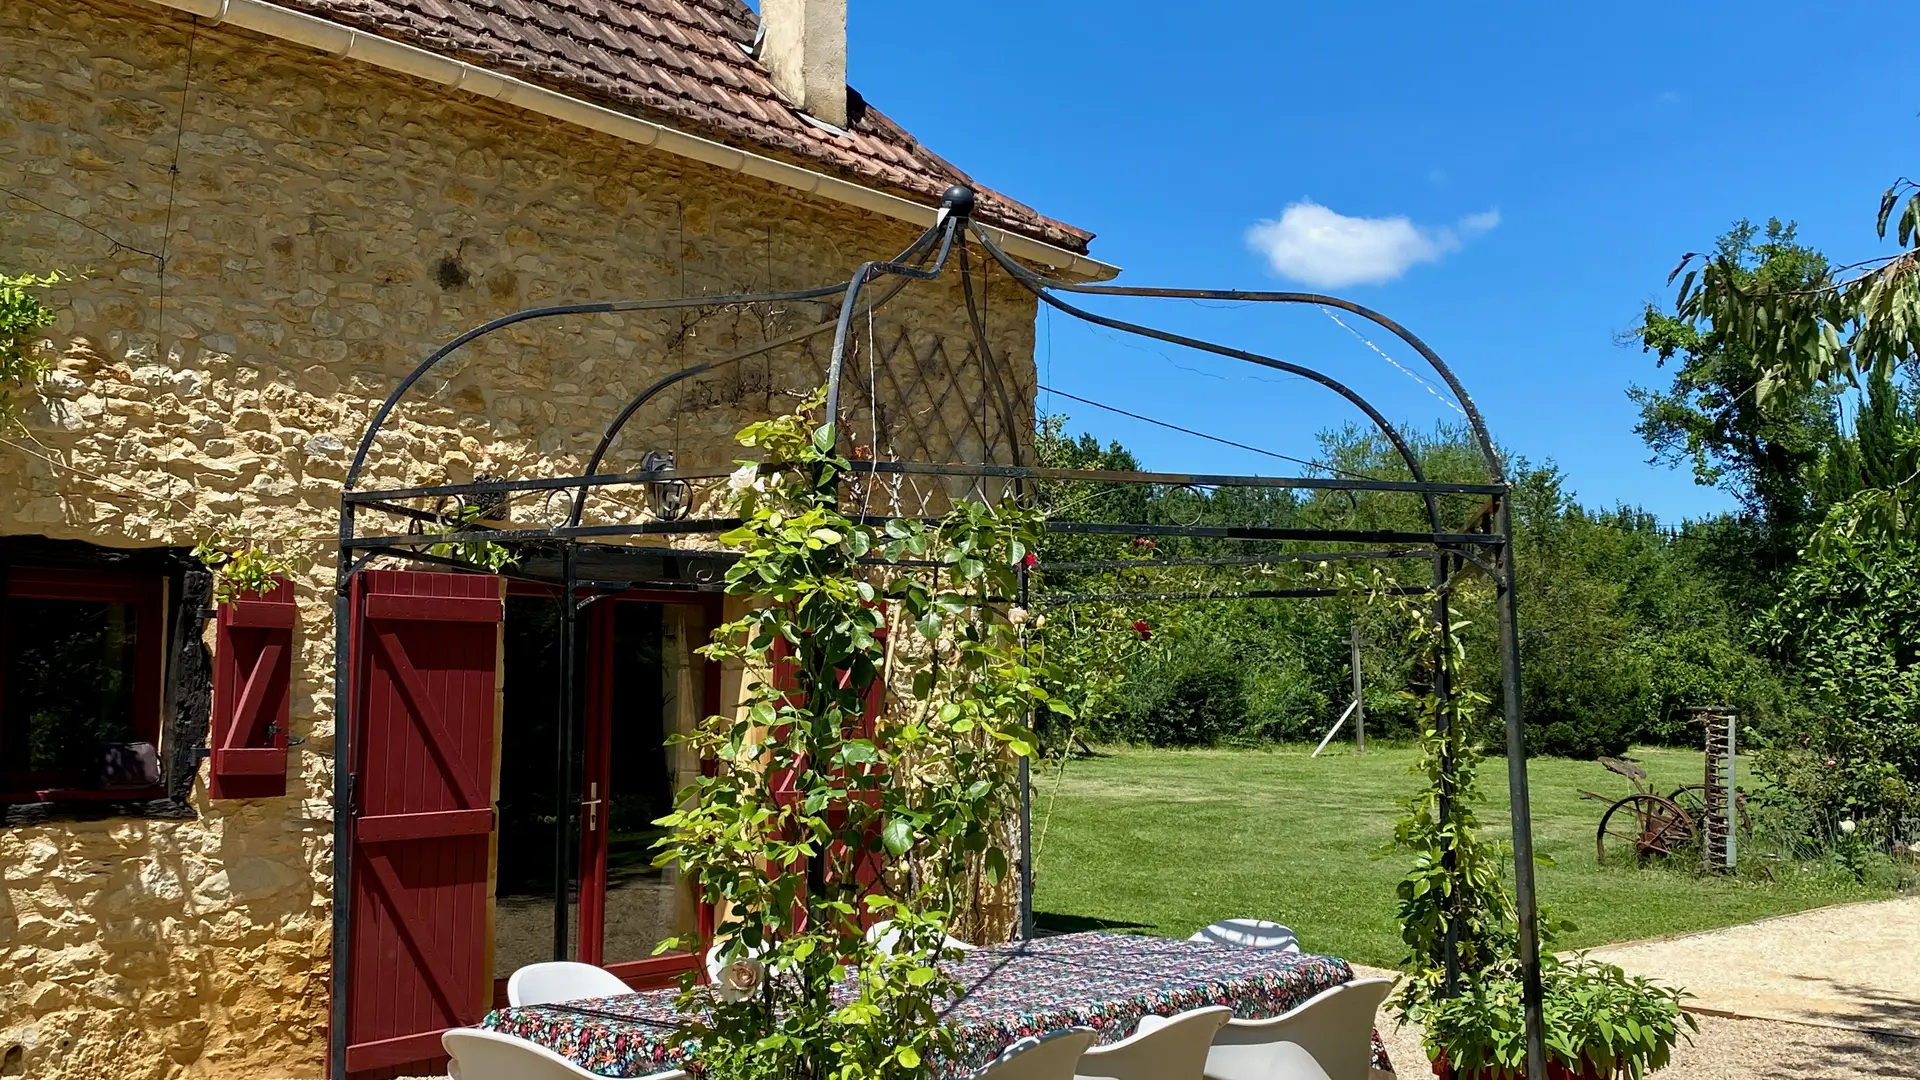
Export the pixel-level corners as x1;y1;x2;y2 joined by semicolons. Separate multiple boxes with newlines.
1596;794;1696;864
1668;785;1753;837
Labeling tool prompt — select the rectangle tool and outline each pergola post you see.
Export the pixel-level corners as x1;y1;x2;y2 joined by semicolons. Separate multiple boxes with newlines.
328;504;354;1080
1495;495;1546;1080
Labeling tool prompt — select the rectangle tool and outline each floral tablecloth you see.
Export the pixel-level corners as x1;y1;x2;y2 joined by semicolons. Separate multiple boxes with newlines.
481;931;1392;1078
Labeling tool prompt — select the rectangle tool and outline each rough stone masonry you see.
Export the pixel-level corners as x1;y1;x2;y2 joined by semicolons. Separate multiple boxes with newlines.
0;0;1038;1075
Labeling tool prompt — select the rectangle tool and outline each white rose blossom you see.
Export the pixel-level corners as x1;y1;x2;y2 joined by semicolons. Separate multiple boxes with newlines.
715;957;764;1002
1007;605;1029;625
727;463;758;494
1839;818;1857;835
706;942;767;1003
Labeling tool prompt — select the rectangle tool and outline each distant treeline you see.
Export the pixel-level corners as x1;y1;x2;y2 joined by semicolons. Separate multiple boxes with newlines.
1032;416;1783;760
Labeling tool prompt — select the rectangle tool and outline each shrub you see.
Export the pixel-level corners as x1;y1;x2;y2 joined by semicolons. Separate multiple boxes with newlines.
1115;639;1252;746
1758;517;1920;828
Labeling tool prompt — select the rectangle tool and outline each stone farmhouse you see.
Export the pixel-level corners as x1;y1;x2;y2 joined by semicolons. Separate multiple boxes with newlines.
0;0;1106;1075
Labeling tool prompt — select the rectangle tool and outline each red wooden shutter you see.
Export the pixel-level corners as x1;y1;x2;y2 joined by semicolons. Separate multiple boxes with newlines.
343;571;503;1078
209;578;295;799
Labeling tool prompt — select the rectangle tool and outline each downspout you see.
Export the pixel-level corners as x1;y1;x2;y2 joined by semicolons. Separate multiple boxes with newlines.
137;0;1120;282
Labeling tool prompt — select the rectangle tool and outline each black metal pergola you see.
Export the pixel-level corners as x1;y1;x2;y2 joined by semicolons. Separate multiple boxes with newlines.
327;186;1546;1079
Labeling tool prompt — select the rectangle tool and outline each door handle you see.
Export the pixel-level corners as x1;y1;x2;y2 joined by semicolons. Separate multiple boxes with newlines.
582;781;602;832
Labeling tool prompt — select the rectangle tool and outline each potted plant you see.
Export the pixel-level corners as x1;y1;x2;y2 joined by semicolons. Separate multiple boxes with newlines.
1415;957;1695;1080
1325;565;1695;1080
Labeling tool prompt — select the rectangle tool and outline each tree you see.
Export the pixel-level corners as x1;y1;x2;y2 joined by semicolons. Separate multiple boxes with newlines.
1632;220;1846;570
1817;366;1920;504
1670;182;1920;404
1658;179;1920;844
1664;183;1920;540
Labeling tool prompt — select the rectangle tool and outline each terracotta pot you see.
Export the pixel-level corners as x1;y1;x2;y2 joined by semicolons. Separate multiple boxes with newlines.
1431;1053;1608;1080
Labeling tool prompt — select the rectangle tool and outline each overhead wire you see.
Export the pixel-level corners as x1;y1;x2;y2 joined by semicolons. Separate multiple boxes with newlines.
1035;384;1390;485
1320;305;1465;417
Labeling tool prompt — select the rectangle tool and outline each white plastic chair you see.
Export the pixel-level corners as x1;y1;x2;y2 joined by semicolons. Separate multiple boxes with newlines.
1165;978;1393;1080
505;961;633;1006
443;1028;689;1080
970;1027;1099;1080
1075;1006;1230;1080
865;918;978;955
1189;918;1300;953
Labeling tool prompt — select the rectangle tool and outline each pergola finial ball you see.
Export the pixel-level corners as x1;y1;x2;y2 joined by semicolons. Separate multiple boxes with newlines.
940;185;976;221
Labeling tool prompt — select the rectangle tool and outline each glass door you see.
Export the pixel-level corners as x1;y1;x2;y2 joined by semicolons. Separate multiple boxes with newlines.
578;595;715;984
494;590;583;983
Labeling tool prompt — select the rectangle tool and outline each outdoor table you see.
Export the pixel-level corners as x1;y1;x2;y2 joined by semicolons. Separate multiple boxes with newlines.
481;931;1393;1078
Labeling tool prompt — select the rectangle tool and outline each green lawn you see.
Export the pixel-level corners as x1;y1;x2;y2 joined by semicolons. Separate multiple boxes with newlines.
1030;744;1890;968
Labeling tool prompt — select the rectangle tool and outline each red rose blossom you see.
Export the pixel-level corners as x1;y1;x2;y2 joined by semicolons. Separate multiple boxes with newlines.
1023;552;1039;568
1132;620;1152;640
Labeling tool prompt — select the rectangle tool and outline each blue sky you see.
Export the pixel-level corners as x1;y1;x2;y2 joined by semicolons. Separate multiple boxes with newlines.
837;2;1920;522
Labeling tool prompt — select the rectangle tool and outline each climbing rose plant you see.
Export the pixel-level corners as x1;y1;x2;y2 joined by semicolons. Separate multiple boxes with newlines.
652;389;1068;1080
0;271;62;426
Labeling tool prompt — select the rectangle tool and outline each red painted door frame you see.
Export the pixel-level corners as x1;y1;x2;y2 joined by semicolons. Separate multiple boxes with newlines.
490;583;720;1002
576;589;722;989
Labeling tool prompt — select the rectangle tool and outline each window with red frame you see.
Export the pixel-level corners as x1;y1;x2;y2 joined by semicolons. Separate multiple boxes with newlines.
0;566;166;799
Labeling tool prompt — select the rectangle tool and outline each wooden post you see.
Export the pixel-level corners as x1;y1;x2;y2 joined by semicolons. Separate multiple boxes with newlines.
1350;618;1366;754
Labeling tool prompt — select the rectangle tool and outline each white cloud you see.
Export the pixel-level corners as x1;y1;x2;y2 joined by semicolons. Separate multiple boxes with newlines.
1245;202;1500;288
1457;209;1501;236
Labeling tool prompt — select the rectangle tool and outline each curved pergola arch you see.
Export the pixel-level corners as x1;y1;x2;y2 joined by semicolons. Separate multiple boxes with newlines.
327;185;1546;1080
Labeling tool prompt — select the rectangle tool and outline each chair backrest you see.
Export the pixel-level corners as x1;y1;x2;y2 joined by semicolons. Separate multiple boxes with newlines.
444;1028;689;1080
970;1027;1099;1080
505;961;633;1007
1076;1006;1230;1080
866;918;979;956
1189;918;1300;953
1206;978;1394;1080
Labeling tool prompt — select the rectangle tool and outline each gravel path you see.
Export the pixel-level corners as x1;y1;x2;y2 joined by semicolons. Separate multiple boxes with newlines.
1585;896;1920;1040
1357;892;1920;1080
1365;999;1919;1080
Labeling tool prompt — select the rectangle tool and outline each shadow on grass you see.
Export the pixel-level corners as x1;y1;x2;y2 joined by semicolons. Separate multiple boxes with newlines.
1034;911;1155;935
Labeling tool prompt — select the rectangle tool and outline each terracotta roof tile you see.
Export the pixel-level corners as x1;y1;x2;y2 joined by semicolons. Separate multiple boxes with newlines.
267;0;1091;253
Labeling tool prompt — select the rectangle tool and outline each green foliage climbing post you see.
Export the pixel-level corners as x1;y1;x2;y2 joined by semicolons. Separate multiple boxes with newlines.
1328;565;1695;1079
651;389;1069;1080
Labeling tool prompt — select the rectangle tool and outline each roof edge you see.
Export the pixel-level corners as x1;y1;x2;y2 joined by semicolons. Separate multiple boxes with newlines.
138;0;1120;281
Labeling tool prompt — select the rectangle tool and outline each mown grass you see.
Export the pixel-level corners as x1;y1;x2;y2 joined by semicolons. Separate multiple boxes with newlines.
1029;744;1891;968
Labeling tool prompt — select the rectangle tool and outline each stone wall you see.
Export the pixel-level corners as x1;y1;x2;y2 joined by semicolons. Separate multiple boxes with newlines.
0;0;1039;1075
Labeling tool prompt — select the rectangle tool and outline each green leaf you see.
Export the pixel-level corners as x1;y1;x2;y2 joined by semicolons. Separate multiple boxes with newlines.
983;847;1009;885
881;817;915;856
